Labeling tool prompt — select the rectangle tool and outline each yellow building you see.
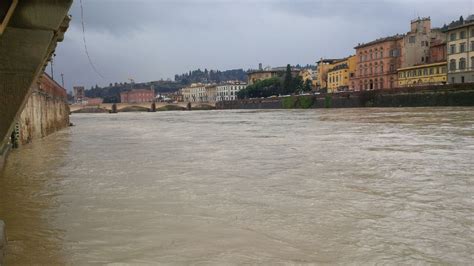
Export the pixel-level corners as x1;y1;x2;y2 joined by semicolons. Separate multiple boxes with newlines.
315;59;340;90
327;55;356;93
397;62;447;87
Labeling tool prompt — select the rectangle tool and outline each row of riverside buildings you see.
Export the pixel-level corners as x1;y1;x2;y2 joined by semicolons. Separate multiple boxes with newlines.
181;81;247;102
73;15;474;104
306;15;474;93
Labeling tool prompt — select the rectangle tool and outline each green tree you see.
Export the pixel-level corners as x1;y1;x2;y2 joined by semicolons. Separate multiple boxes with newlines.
303;79;312;92
283;64;292;94
237;77;282;99
291;75;304;94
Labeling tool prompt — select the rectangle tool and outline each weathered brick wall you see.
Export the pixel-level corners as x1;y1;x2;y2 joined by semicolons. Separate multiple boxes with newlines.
18;74;69;146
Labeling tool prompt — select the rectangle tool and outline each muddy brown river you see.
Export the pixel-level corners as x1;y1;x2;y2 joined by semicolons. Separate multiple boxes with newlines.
0;108;473;264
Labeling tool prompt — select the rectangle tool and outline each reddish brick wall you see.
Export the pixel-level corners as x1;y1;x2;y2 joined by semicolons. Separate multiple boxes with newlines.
120;89;155;103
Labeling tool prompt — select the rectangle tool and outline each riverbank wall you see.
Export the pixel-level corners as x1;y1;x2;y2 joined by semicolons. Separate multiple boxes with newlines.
16;74;70;146
216;85;474;109
0;220;5;264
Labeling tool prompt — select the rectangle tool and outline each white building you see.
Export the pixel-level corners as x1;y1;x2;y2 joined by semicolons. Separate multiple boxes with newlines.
216;82;247;101
181;84;207;102
181;83;217;102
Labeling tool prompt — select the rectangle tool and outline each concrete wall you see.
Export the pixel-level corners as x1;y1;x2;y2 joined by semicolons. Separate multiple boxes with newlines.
17;74;69;146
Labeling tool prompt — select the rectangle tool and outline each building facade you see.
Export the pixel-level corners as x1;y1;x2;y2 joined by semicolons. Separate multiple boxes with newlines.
397;62;447;87
181;84;218;102
247;67;300;85
315;59;341;90
327;56;357;93
402;17;446;68
120;88;155;103
216;82;247;101
429;39;447;63
445;15;474;84
73;86;85;103
83;97;103;106
352;35;404;90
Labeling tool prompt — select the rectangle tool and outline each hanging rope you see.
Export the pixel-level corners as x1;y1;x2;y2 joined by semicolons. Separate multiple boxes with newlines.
80;0;105;79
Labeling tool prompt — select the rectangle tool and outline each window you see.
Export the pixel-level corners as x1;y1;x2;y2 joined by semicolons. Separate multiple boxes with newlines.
471;29;474;38
459;58;466;70
430;68;434;75
380;51;383;58
460;43;466;53
450;33;456;41
423;68;428;76
409;36;416;43
418;69;422;76
450;44;456;54
471;41;474;51
390;49;399;57
460;31;466;39
462;76;465;83
471;57;474;69
390;64;395;72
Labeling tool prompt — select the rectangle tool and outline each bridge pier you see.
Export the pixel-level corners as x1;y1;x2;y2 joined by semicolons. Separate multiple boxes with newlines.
150;102;156;112
110;104;118;113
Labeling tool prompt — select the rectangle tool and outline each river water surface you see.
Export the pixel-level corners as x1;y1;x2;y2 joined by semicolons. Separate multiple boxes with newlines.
0;108;473;264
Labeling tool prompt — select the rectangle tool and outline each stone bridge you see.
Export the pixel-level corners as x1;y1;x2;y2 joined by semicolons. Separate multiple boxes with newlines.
70;102;216;113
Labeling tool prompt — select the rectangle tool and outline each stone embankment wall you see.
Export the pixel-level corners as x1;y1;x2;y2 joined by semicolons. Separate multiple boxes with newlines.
17;74;70;146
216;85;474;109
0;220;5;264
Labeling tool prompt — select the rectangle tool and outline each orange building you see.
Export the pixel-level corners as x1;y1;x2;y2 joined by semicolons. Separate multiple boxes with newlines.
352;35;404;90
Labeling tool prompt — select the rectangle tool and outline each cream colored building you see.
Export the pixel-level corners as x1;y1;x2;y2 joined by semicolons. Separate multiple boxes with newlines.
445;15;474;84
181;84;220;102
216;82;247;101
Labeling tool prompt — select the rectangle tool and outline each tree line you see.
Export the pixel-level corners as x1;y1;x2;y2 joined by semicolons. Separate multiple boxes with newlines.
174;69;247;85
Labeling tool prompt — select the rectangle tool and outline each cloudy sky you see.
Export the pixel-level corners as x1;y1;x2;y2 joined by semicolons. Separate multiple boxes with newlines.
51;0;472;90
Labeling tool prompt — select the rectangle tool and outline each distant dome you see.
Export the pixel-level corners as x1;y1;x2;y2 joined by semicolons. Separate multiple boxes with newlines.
466;14;474;22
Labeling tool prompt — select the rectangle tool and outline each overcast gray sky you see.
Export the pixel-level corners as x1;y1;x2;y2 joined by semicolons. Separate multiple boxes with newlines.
51;0;473;90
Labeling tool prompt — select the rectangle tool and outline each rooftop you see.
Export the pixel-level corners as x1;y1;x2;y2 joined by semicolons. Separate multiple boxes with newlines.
316;59;341;64
443;15;474;31
355;34;404;49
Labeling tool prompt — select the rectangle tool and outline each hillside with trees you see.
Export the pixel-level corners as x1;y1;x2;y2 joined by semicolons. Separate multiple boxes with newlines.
174;69;247;85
